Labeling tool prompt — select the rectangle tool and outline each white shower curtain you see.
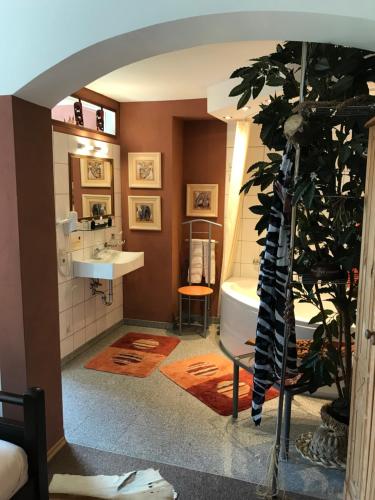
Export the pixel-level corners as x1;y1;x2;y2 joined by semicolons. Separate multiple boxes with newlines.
220;121;251;285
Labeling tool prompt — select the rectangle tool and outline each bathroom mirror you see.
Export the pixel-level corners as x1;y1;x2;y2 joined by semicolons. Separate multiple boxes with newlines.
69;154;114;220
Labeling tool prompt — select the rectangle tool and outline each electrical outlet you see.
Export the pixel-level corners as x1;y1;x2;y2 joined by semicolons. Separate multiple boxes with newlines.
69;232;83;251
58;249;68;266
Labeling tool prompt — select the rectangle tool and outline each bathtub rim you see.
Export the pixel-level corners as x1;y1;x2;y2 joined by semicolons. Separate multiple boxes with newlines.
221;275;317;327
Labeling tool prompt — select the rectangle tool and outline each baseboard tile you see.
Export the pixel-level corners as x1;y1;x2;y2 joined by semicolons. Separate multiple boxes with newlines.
47;436;66;462
61;320;124;366
124;316;220;330
123;318;174;330
61;315;221;367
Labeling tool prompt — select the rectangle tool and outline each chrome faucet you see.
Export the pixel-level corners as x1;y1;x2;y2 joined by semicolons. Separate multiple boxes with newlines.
104;232;125;248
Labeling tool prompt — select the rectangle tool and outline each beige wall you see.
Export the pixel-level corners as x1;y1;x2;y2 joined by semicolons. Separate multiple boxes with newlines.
225;121;268;279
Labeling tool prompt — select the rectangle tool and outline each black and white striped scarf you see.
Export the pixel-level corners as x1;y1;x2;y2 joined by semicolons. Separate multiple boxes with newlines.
252;149;298;425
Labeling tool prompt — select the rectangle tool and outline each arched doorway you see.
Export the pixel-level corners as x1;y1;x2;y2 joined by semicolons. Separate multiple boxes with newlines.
1;5;375;499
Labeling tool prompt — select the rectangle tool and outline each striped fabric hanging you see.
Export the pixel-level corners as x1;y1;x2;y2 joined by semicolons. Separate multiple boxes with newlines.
252;148;298;425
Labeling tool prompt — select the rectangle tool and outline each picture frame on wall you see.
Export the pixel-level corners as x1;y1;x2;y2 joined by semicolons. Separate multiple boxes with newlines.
128;195;161;231
128;152;161;189
80;157;112;188
186;184;218;218
82;194;112;218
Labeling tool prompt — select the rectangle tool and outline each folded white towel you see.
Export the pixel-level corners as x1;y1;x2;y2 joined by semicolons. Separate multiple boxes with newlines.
49;469;177;499
188;239;204;283
203;240;216;285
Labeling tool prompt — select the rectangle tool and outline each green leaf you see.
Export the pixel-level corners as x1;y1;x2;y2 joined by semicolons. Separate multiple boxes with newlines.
257;237;267;247
338;144;351;166
267;74;285;86
247;161;269;173
237;89;252;109
309;310;334;324
292;180;310;204
229;80;251;97
267;152;282;163
302;182;315;208
255;214;269;234
239;179;254;194
252;77;266;99
230;67;255;79
249;205;267;215
258;192;273;208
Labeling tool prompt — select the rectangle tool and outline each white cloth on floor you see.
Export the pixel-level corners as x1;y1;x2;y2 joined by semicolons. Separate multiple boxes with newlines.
188;239;204;283
49;469;177;499
203;240;216;285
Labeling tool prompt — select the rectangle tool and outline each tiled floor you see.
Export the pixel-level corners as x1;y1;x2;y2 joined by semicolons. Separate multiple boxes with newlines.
49;443;316;500
61;324;344;499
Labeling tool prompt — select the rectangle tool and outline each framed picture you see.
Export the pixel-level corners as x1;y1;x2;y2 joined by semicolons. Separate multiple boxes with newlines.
82;194;112;218
128;152;161;188
128;196;161;231
80;157;112;188
186;184;219;218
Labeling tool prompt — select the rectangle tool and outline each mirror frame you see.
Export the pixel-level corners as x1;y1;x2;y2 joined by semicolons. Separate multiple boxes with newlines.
68;153;115;220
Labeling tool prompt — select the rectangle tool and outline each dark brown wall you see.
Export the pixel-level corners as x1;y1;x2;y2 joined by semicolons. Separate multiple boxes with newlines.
0;97;27;403
171;118;184;316
182;119;226;315
120;99;226;322
0;96;63;449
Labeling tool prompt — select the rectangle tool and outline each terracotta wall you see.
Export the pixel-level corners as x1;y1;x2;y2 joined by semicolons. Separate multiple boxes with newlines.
181;120;226;314
0;96;63;449
120;99;226;323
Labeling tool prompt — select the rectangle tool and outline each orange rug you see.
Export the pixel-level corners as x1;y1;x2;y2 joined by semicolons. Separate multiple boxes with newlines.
160;353;279;416
85;332;180;378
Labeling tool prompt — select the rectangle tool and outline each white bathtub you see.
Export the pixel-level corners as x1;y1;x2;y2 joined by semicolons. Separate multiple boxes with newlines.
220;276;318;358
220;276;335;399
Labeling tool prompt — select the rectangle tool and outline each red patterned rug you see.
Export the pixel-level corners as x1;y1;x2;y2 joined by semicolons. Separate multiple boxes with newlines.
85;332;180;378
160;353;279;416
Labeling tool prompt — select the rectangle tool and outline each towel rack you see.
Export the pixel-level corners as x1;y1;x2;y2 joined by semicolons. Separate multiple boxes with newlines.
182;219;222;288
178;219;222;337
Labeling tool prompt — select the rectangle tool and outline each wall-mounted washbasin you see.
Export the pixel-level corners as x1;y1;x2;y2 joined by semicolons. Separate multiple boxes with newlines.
73;249;144;280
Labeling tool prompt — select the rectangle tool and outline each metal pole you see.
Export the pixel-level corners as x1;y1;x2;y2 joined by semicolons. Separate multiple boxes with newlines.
207;223;211;288
207;223;212;317
271;40;308;499
188;222;192;285
179;294;182;335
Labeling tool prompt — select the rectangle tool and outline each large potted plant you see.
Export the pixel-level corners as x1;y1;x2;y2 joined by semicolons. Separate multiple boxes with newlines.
230;41;375;467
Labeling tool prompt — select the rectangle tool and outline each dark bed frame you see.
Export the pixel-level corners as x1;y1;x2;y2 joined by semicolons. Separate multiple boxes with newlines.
0;387;48;499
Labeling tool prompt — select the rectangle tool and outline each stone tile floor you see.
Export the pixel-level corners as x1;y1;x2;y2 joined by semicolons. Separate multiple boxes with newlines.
61;323;344;499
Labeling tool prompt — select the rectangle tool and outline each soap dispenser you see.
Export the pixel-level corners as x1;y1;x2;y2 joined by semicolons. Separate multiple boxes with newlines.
90;219;96;230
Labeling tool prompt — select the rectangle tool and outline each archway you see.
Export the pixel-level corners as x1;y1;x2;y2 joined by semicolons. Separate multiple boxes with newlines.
3;7;374;107
1;4;375;498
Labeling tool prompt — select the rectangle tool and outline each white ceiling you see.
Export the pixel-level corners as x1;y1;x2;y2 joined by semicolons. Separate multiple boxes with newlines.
87;41;279;102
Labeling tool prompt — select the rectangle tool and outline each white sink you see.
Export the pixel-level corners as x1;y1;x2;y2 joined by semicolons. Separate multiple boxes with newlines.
73;249;144;280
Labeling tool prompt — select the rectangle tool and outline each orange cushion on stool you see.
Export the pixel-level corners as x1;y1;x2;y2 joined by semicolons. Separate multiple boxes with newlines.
178;286;213;297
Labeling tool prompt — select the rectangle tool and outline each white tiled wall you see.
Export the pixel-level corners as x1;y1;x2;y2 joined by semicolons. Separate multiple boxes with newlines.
225;122;268;279
53;132;123;359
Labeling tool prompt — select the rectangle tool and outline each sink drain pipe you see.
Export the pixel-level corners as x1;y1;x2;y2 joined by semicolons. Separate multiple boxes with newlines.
90;279;113;306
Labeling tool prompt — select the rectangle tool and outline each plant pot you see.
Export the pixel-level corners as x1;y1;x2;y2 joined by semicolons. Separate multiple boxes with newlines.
295;402;348;469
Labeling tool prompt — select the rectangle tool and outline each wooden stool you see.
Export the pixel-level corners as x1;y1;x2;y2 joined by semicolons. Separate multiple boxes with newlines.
178;286;213;337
